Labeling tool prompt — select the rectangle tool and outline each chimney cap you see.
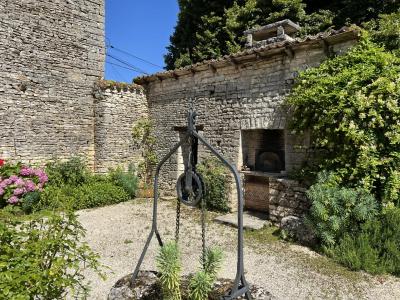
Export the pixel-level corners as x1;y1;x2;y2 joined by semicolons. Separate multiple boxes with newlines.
244;19;301;48
244;19;301;37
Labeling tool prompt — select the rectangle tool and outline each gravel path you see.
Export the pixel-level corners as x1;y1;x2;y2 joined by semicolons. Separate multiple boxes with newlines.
78;199;400;300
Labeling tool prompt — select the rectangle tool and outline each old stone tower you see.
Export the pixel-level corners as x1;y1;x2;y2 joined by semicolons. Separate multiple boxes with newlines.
0;0;105;168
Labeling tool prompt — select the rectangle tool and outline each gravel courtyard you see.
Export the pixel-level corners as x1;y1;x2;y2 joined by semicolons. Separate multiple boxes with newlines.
78;199;400;300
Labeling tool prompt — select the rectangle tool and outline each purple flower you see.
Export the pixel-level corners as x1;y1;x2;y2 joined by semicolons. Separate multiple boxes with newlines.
39;174;48;184
13;187;25;196
0;187;4;196
7;196;19;204
9;175;18;182
1;178;12;187
20;167;32;176
14;178;25;186
25;180;36;192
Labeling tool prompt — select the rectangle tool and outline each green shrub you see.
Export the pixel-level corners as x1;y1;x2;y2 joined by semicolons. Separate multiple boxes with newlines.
307;171;378;247
330;206;400;275
0;212;104;299
38;182;129;211
286;30;400;203
21;190;41;214
71;182;129;209
156;241;182;300
109;163;139;198
197;158;230;212
46;157;89;186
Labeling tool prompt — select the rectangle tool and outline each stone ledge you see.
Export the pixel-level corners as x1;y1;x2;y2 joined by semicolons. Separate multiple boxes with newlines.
96;79;145;93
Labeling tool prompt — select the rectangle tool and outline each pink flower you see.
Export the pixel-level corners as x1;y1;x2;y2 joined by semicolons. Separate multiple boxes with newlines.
20;167;32;176
39;174;48;184
9;175;18;182
25;180;36;192
0;187;4;196
14;178;25;186
13;187;25;196
1;178;12;187
7;196;19;204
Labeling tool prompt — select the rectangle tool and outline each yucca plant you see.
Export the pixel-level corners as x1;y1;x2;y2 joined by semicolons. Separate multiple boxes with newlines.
156;241;182;300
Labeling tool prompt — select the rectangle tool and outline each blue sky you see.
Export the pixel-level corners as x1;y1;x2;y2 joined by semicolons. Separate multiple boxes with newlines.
105;0;179;82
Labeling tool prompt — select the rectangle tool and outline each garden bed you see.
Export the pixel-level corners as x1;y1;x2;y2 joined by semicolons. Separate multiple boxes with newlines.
108;271;272;300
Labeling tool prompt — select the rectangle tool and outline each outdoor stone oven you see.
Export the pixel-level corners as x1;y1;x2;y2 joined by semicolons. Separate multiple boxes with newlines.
242;129;285;173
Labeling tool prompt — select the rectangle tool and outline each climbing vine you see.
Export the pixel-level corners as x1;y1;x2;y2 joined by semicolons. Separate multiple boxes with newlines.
132;118;158;186
286;30;400;204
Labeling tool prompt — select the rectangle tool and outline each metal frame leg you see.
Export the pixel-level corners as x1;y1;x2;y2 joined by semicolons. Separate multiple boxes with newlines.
193;132;252;300
131;136;189;285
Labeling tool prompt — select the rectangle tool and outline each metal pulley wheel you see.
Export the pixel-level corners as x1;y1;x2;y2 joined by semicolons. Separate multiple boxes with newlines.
176;170;204;207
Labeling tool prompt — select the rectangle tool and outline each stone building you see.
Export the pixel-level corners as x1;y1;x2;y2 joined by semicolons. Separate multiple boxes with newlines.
135;21;359;221
0;3;359;222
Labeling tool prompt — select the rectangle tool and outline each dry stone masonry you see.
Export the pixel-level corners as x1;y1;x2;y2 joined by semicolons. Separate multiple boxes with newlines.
0;0;105;168
93;82;148;173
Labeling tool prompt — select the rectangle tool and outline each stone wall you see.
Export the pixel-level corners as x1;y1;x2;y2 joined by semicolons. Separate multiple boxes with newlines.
0;0;105;168
268;178;309;223
94;82;148;173
137;29;359;211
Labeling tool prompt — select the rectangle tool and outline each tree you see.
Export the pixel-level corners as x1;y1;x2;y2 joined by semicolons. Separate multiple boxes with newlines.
165;0;399;69
164;0;235;70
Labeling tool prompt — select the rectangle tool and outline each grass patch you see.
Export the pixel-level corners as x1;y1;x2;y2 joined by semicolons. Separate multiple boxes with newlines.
244;225;281;245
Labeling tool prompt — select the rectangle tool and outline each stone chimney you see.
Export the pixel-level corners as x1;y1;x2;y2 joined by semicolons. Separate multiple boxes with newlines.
244;19;301;48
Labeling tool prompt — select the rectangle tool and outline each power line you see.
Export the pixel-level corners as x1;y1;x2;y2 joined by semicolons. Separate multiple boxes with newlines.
108;45;164;69
106;60;145;74
106;53;149;75
109;61;128;82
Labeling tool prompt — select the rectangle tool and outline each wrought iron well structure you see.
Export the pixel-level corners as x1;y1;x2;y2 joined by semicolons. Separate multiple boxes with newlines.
131;109;252;299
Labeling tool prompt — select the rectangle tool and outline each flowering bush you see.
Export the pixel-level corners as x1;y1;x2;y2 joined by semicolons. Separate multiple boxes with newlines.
0;159;48;209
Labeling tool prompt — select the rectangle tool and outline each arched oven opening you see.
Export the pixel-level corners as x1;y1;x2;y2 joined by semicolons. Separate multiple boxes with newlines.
255;150;284;173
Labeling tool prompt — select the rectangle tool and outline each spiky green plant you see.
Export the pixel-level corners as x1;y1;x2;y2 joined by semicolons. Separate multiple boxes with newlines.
188;271;213;300
189;247;224;300
203;247;223;279
156;241;182;300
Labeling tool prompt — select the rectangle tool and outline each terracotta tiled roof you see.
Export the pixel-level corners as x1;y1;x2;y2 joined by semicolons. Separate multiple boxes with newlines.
134;26;360;84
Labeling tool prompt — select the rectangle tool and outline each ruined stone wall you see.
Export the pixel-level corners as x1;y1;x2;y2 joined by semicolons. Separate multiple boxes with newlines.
0;0;105;168
94;83;148;173
143;37;357;210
